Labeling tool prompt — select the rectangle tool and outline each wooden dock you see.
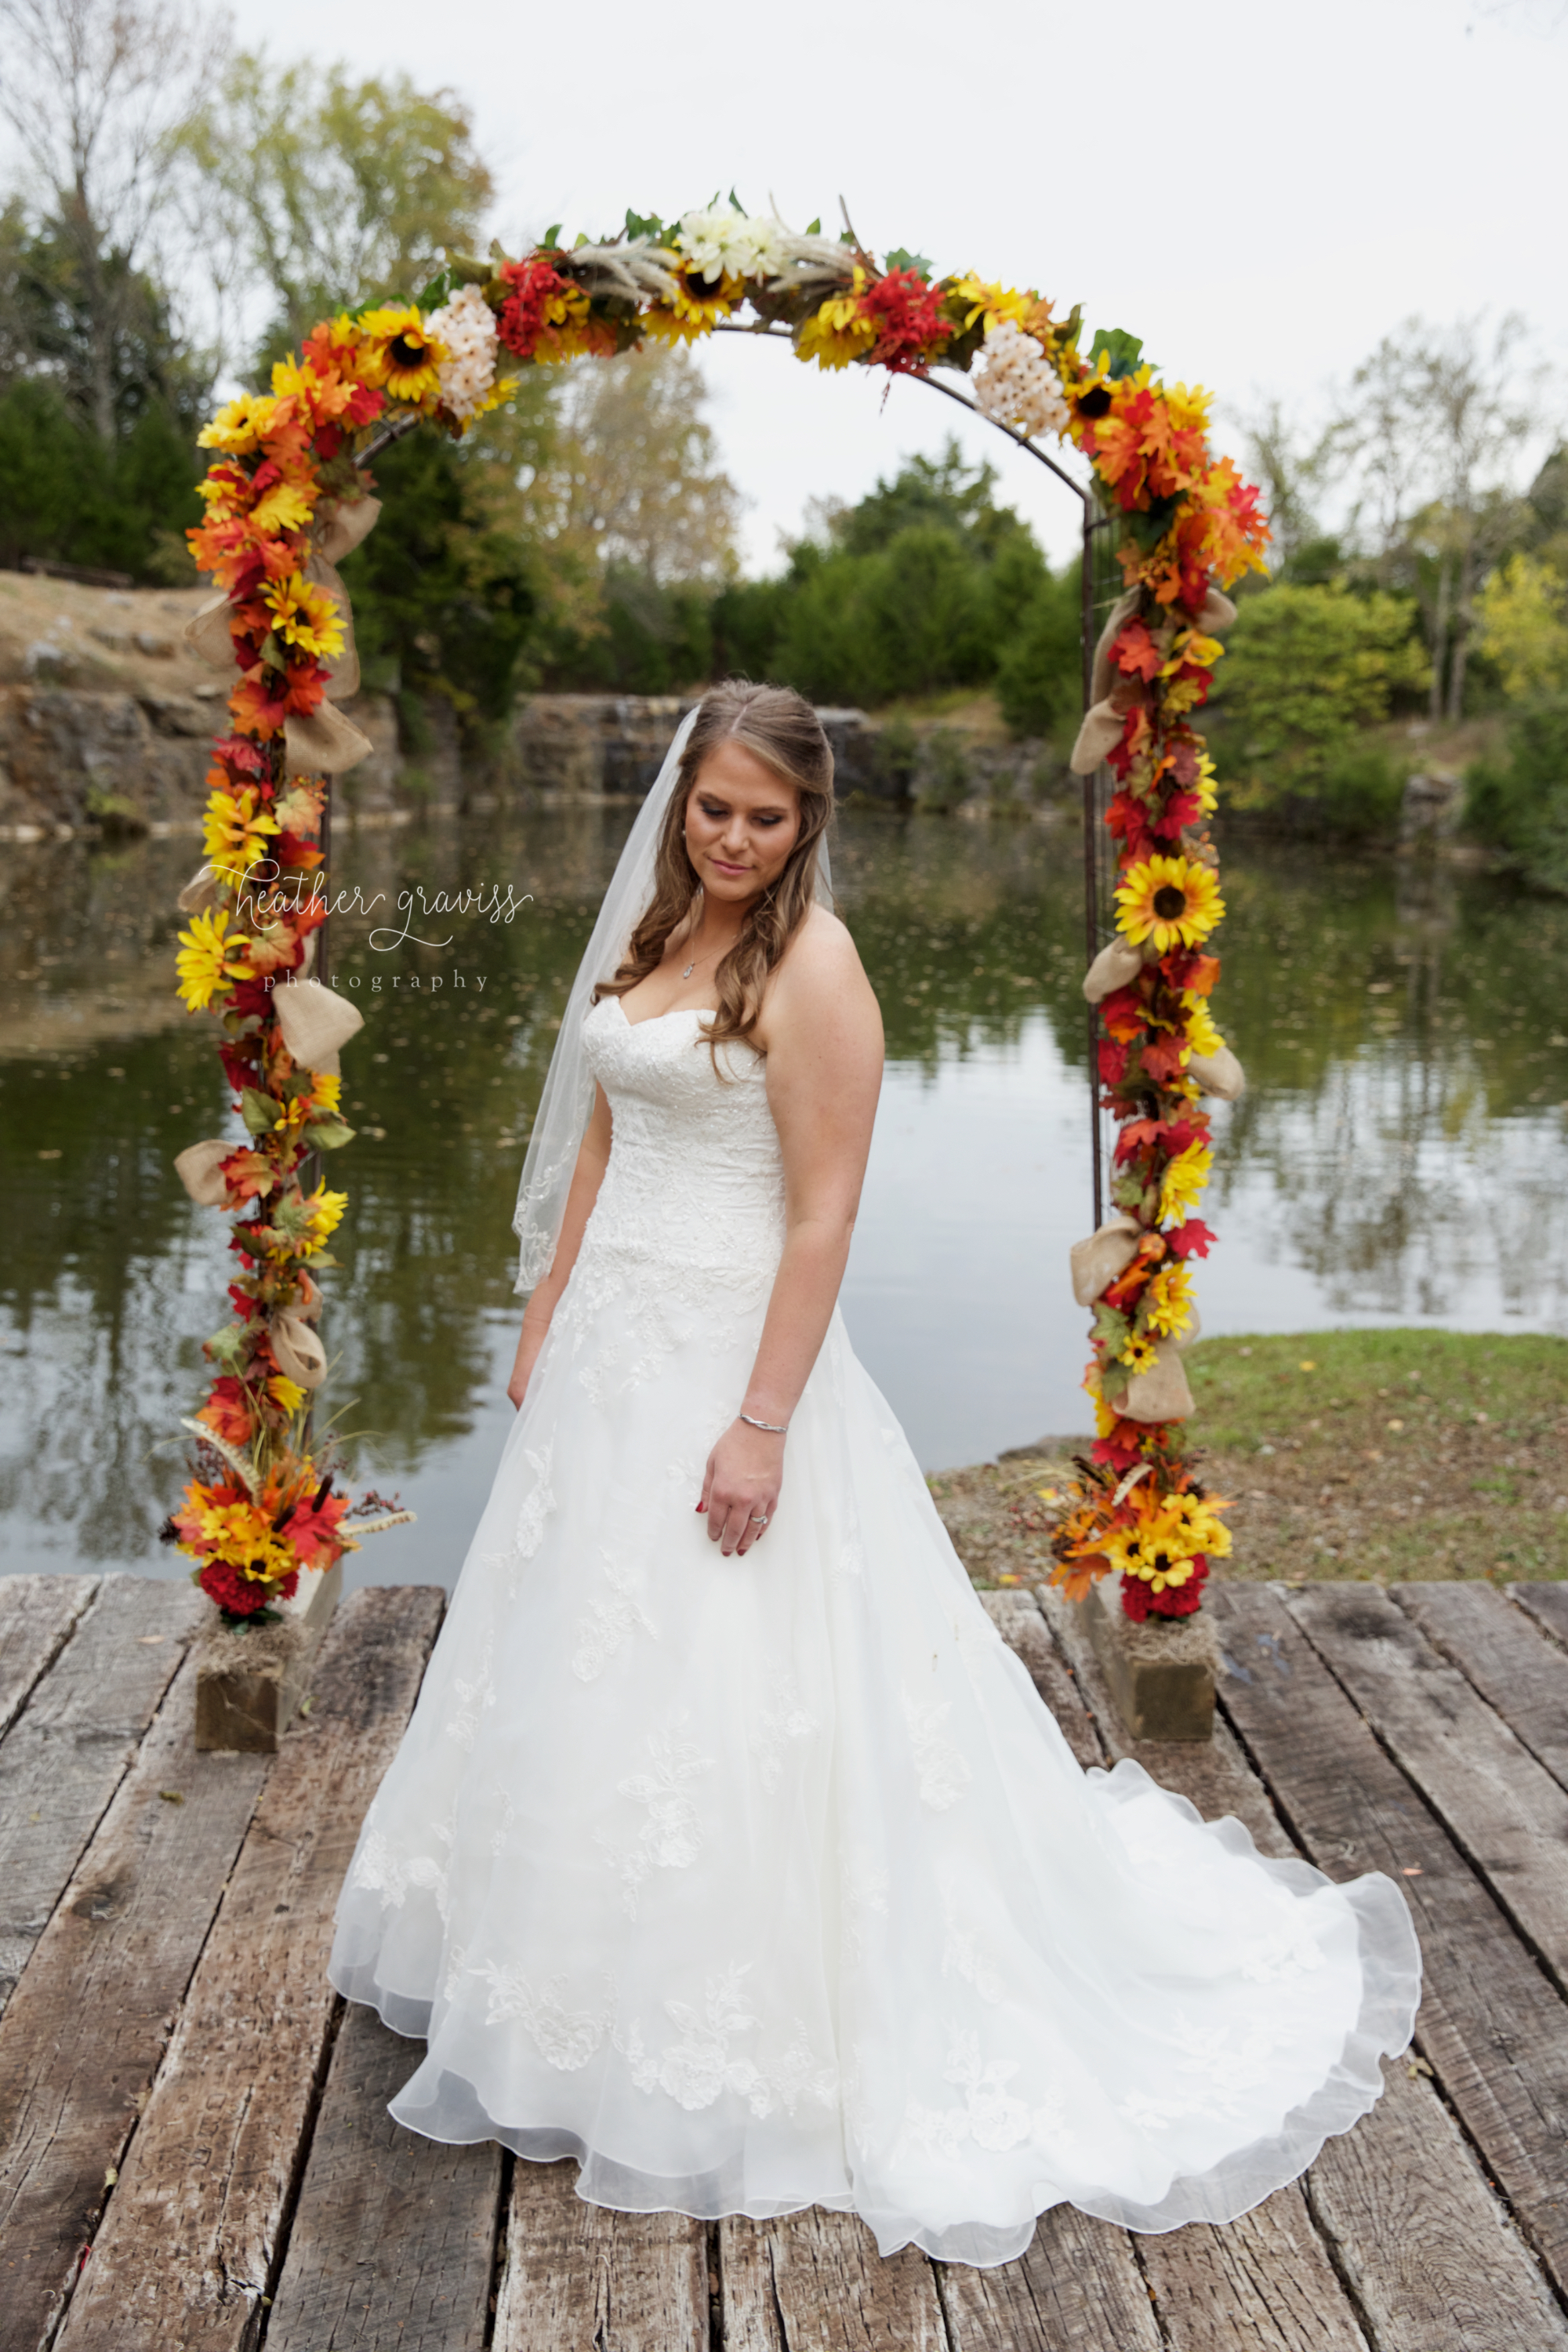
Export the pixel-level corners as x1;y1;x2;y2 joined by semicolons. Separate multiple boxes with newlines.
2;1569;1566;2351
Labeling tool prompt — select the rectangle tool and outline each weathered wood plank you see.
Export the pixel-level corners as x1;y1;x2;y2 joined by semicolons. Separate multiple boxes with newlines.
941;2205;1162;2352
1288;1582;1568;1987
0;1574;98;1742
1138;2187;1372;2352
263;2002;502;2352
1512;1581;1568;1653
1309;2053;1568;2352
1038;1584;1294;1856
1396;1581;1568;1794
981;1588;1107;1770
495;2159;707;2351
1215;1581;1568;2307
56;1585;446;2352
720;2208;945;2350
0;1649;269;2352
1047;1582;1535;2352
0;1575;204;2018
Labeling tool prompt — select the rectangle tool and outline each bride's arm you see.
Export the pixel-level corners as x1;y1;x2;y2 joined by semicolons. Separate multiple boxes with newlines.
506;1082;613;1410
700;914;884;1555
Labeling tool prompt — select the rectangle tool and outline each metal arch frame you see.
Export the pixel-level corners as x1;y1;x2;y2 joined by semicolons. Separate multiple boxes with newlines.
361;329;1114;1222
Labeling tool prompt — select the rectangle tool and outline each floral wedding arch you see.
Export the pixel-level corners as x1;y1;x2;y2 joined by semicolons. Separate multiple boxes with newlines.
165;200;1271;1627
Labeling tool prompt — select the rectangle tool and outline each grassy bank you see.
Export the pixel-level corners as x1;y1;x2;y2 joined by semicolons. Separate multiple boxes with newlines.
930;1329;1568;1588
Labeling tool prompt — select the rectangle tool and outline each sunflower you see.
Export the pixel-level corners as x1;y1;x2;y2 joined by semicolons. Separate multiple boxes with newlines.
267;1374;308;1417
1157;1140;1213;1225
1142;1260;1195;1338
176;909;252;1012
947;274;1034;336
1114;853;1225;953
261;571;344;662
356;305;448;404
199;392;283;454
202;785;280;879
796;273;877;371
644;267;745;345
1181;993;1225;1060
192;1493;297;1581
299;1186;349;1258
1120;1331;1160;1375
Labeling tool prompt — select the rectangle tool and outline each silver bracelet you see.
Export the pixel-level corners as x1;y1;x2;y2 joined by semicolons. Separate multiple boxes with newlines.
739;1410;789;1435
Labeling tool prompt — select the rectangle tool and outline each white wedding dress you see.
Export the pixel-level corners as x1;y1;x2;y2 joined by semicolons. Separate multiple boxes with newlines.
329;996;1420;2267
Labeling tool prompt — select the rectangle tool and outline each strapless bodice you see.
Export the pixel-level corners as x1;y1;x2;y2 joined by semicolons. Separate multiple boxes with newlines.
572;997;786;1322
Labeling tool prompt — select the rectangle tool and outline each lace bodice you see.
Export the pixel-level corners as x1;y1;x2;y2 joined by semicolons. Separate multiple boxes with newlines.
576;998;786;1296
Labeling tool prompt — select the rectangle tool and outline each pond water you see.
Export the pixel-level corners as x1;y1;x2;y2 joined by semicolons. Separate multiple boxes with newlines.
2;808;1564;1589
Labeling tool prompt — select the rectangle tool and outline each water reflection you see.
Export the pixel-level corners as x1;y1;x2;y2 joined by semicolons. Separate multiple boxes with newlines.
1;810;1563;1583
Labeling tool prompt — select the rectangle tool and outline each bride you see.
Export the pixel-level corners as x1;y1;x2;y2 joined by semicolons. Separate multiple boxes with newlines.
329;681;1419;2267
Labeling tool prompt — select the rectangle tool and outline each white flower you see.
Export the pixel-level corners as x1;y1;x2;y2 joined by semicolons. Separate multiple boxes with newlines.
972;320;1069;441
675;207;789;285
424;281;500;423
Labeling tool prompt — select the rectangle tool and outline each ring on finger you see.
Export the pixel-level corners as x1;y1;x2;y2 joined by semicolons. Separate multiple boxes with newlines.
750;1513;768;1525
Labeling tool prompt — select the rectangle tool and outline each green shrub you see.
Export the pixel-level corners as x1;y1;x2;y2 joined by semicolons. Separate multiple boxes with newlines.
1214;582;1429;798
1315;743;1410;840
913;728;973;812
1465;695;1568;892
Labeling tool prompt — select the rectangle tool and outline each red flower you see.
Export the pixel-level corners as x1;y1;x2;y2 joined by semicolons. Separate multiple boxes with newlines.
859;267;949;375
1120;1558;1208;1621
198;1558;299;1617
495;256;578;361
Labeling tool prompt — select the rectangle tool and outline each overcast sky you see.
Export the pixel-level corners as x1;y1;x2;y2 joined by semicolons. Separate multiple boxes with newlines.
156;0;1568;563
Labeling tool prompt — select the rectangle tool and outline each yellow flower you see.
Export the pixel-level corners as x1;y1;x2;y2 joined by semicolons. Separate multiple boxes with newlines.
248;478;317;537
356;305;448;404
299;1187;348;1258
176;909;252;1012
949;274;1033;335
1114;853;1225;953
194;1495;296;1579
267;1374;308;1417
202;786;280;879
1143;1261;1195;1338
796;272;877;371
1120;1332;1160;1375
1193;752;1219;816
1181;993;1225;1059
644;270;743;345
1158;1141;1213;1224
261;571;344;662
199;392;283;452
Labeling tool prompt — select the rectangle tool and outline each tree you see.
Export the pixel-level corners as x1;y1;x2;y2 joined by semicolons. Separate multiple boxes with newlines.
180;56;493;365
1332;317;1541;720
1237;396;1337;578
1214;583;1429;793
1475;551;1568;701
0;0;223;442
537;347;742;586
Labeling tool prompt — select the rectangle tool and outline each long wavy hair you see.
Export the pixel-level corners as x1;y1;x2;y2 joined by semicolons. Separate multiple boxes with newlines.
594;681;835;1061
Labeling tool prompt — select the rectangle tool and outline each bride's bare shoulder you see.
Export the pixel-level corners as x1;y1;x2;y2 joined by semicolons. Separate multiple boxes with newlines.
761;906;881;1048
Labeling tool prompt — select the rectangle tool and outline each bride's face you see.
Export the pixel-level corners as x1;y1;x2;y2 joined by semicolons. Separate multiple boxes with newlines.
684;741;802;907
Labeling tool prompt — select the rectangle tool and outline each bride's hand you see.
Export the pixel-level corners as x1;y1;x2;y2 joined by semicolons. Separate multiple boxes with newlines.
700;1421;784;1556
507;1328;544;1412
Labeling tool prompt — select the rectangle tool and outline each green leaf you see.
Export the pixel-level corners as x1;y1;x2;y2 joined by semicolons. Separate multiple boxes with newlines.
804;217;821;236
1091;1302;1131;1354
1088;326;1148;382
306;1119;356;1151
541;223;563;250
624;209;666;245
728;187;745;214
1110;1170;1145;1211
206;1321;249;1368
884;248;933;281
240;1088;280;1135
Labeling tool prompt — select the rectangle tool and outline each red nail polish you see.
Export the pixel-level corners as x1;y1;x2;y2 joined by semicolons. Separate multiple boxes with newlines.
696;1502;706;1513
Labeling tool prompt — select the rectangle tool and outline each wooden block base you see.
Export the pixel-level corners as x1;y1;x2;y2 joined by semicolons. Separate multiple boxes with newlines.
1081;1577;1218;1741
194;1563;343;1751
